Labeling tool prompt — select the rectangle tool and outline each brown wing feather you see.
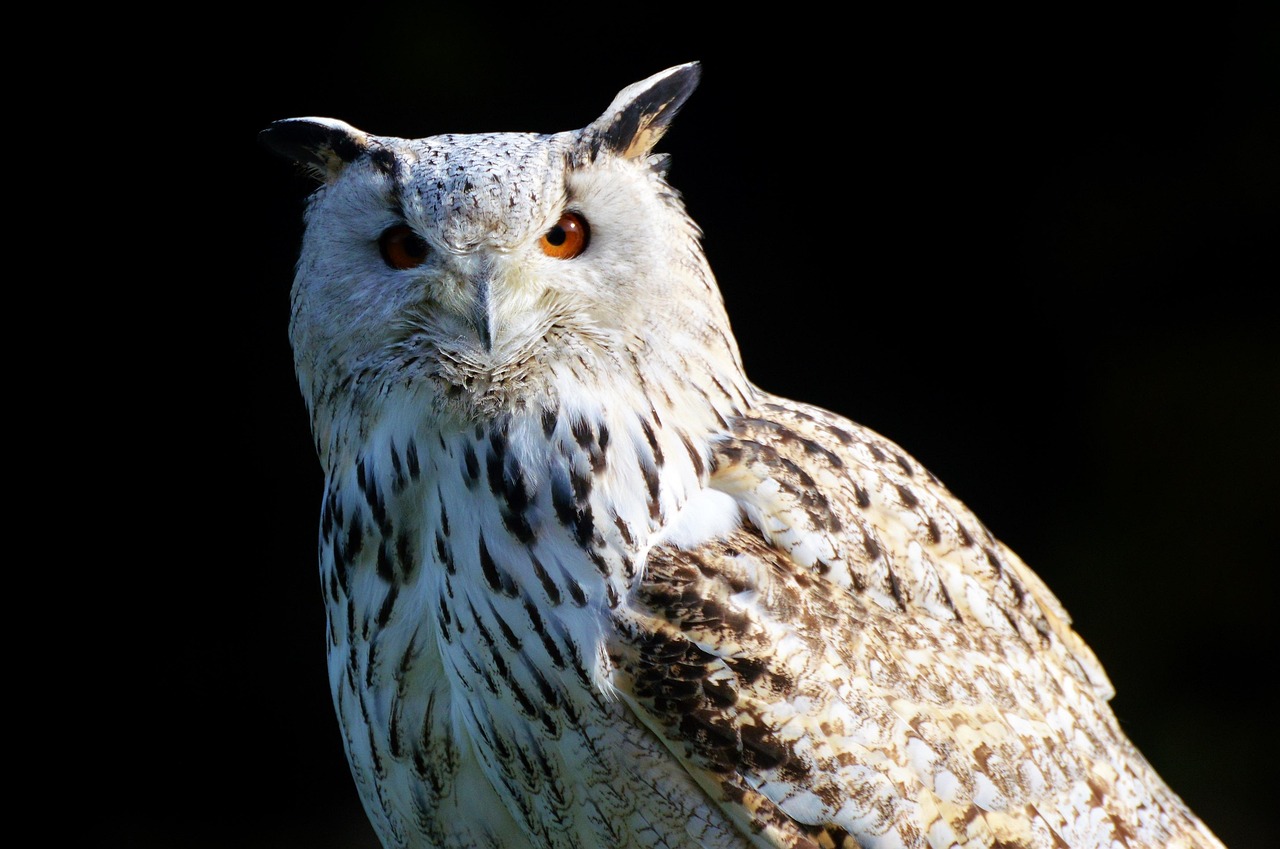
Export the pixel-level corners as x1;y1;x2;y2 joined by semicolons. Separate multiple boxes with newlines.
609;395;1223;848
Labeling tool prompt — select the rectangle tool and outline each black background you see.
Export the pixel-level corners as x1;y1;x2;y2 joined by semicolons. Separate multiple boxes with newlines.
113;5;1274;847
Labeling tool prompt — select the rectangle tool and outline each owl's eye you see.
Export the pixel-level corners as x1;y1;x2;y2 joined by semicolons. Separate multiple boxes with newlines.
379;225;430;270
539;212;590;259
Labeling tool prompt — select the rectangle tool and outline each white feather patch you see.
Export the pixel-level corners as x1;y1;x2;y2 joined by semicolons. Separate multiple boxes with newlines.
652;486;742;550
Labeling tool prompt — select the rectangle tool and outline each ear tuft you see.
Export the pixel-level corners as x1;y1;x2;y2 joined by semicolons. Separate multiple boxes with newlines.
579;62;701;162
260;117;370;181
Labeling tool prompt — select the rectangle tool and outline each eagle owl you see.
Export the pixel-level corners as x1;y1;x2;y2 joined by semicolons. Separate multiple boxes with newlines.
262;63;1225;849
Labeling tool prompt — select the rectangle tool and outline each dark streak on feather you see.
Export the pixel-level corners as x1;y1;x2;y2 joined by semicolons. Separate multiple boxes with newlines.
468;602;497;652
478;535;518;597
886;564;906;609
984;547;1005;577
552;468;593;546
571;418;593;448
376;586;398;629
435;531;454;574
437;595;453;642
366;719;385;778
396;529;416;582
678;430;704;477
328;567;341;604
376;539;396;583
485;602;521;652
613;513;634;546
357;456;390;534
744;416;845;468
936;574;962;621
566;576;587;607
344;513;365;565
462;443;480;486
503;508;535;544
925;518;941;545
726;656;767;685
523;594;566;668
823;422;854;445
638;416;664;465
530;554;562;605
389;438;404;486
740;722;788;771
893;452;913;476
405;438;420;479
321;492;334;538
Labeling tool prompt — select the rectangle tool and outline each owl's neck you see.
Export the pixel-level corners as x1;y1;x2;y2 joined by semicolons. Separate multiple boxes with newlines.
306;306;755;479
365;350;755;601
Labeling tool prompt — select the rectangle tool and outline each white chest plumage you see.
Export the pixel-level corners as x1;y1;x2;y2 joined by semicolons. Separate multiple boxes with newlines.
319;391;754;848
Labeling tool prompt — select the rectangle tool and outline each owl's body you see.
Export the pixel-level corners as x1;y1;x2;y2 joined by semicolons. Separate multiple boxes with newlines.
263;64;1224;848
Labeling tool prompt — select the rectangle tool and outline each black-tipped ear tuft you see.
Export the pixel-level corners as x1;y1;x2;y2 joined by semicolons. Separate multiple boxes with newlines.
580;62;701;162
260;117;370;181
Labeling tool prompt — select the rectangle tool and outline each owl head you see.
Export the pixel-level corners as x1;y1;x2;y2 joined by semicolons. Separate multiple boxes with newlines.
262;62;744;442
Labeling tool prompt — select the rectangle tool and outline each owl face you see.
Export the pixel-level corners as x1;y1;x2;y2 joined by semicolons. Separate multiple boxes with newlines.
272;87;715;430
289;130;576;370
264;63;749;455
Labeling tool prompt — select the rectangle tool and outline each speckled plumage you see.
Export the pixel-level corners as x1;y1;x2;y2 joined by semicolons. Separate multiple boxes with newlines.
262;63;1225;849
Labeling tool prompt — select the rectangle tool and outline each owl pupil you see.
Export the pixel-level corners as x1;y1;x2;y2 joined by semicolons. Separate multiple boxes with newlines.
545;226;567;246
379;225;429;269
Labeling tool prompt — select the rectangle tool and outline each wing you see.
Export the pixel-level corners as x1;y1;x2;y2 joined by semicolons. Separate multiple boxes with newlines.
609;395;1223;849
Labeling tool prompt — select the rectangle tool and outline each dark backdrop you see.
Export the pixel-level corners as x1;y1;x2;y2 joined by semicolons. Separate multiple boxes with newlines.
115;5;1275;847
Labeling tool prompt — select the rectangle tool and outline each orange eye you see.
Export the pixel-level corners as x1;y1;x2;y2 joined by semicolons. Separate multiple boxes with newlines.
539;212;590;259
379;224;430;269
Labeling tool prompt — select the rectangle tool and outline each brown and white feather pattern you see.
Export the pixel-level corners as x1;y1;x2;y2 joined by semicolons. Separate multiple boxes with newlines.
612;394;1222;848
265;62;1227;849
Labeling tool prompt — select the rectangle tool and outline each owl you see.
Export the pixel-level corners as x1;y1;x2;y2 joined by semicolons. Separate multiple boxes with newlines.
261;63;1225;849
